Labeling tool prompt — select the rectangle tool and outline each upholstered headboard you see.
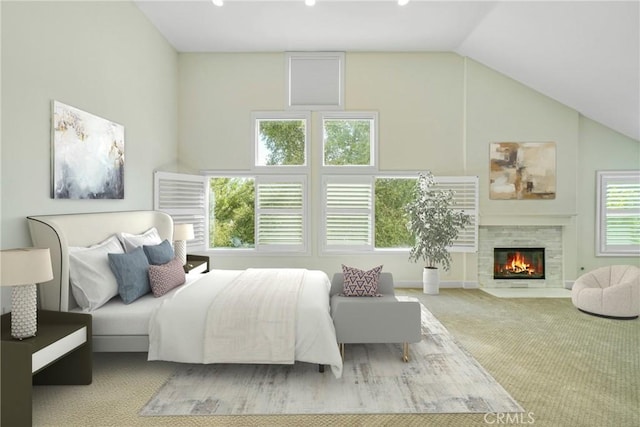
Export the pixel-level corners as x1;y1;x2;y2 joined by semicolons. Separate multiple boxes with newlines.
27;211;173;312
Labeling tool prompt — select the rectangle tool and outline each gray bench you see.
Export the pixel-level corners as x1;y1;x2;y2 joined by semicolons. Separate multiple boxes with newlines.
330;272;422;362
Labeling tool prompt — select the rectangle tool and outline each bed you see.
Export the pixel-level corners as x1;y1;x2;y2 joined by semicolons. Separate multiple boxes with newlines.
27;211;343;377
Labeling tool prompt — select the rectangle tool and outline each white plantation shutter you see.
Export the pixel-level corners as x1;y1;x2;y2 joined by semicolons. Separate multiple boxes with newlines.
154;171;207;251
432;176;479;252
323;176;373;251
597;170;640;256
256;176;306;252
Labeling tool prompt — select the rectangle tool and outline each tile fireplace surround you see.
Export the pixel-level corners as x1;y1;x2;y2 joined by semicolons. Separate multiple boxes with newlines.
478;225;563;288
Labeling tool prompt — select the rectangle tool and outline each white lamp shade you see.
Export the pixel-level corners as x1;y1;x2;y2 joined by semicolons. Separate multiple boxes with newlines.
0;248;53;287
173;223;195;241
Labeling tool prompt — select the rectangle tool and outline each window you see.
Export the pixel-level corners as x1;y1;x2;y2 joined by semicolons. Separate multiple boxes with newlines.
322;176;373;251
596;170;640;256
374;177;415;249
321;112;377;168
256;176;306;252
252;112;310;168
153;171;208;252
208;175;307;253
209;177;255;249
321;174;479;253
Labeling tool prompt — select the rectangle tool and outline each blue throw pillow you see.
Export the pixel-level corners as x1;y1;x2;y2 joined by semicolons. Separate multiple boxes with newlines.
108;247;151;304
143;239;175;265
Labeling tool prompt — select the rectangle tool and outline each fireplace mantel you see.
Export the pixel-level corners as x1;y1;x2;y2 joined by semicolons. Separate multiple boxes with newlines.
480;214;576;227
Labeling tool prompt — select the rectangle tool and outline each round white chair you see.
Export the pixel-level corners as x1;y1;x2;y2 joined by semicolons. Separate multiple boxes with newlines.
571;265;640;319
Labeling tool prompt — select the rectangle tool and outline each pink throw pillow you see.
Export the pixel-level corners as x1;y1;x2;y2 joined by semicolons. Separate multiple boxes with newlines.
341;264;383;297
148;257;186;297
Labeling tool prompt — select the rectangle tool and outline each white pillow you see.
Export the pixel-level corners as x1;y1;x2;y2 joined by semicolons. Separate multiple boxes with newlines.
69;235;124;311
118;227;162;252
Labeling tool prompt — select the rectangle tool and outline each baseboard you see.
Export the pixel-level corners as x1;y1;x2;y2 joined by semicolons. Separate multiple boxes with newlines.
395;281;478;289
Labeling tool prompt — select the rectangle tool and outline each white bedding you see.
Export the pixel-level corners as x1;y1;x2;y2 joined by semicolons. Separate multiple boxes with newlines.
71;274;202;336
148;269;343;378
204;268;304;364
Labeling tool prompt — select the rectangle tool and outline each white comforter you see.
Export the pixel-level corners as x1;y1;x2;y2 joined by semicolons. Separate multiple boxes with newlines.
147;269;343;378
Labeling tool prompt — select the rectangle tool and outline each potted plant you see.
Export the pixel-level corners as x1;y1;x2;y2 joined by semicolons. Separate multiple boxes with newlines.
405;171;471;294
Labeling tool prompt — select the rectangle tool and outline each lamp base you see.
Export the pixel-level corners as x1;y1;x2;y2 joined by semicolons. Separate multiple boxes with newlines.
174;240;187;266
11;283;37;339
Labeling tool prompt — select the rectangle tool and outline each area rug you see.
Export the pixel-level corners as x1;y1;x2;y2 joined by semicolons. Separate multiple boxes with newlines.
140;303;523;416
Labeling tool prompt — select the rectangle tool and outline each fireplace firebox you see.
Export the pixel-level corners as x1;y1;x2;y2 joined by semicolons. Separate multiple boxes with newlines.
493;247;545;280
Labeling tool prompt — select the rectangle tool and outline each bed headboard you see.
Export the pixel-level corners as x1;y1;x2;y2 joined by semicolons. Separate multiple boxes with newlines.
27;210;173;312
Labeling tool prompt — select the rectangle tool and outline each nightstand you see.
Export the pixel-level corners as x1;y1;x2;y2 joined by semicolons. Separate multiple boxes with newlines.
1;310;92;427
185;254;210;274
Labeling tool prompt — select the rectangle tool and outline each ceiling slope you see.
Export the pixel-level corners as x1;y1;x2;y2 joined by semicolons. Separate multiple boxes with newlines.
135;0;640;141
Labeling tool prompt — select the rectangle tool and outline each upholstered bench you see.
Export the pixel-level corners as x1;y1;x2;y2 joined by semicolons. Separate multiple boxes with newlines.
330;272;422;362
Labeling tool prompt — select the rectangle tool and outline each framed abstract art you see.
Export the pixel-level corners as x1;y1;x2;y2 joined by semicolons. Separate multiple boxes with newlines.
489;142;556;200
51;101;124;199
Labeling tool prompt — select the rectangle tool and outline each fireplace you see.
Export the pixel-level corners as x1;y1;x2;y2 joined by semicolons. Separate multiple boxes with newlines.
493;247;545;280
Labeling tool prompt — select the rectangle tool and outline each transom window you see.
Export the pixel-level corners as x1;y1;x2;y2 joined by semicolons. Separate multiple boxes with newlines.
321;112;377;168
252;112;310;168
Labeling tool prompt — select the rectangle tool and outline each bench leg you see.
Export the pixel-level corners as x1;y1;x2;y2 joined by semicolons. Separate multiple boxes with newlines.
402;342;409;362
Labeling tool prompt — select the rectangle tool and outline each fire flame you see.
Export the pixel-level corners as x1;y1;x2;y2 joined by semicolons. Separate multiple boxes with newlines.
506;252;535;275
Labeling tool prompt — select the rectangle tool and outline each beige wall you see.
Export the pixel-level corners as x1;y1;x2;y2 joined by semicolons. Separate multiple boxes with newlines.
177;52;640;284
178;52;471;283
1;2;178;307
577;117;640;273
1;2;637;295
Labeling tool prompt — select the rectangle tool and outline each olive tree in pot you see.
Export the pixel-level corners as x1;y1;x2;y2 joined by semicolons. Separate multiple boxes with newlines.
405;171;471;294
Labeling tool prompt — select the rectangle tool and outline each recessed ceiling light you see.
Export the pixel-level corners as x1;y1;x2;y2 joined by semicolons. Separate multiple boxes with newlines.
398;0;410;6
212;0;223;7
305;0;316;6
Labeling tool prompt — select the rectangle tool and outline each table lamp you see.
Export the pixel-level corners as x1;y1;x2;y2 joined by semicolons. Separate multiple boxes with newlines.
173;223;194;266
0;248;53;339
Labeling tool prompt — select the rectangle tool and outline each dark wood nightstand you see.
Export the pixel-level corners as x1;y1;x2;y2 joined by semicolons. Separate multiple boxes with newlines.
1;310;92;426
185;254;210;274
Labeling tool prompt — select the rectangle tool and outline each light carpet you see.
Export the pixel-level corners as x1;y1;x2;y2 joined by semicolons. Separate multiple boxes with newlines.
481;287;571;298
140;303;523;416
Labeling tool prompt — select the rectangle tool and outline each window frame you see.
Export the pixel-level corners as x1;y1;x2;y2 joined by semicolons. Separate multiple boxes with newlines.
321;174;374;253
153;171;208;252
251;111;311;172
255;174;308;253
205;172;309;255
596;170;640;257
319;111;378;173
319;172;479;255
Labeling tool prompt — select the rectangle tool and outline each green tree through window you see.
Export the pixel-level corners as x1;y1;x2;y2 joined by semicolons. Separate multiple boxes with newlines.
324;119;372;166
258;120;306;166
210;177;255;248
375;178;415;248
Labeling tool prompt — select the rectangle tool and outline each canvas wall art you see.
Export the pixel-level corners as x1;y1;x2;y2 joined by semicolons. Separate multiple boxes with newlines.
52;101;124;199
489;142;556;200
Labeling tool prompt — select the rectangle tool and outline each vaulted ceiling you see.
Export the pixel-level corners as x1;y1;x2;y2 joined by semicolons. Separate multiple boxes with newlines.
134;0;640;141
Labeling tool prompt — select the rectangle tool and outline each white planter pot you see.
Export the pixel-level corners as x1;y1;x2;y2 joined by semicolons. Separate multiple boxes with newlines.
423;268;440;295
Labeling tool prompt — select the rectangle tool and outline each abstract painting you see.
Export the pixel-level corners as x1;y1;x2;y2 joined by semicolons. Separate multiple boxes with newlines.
489;142;556;200
52;101;124;199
